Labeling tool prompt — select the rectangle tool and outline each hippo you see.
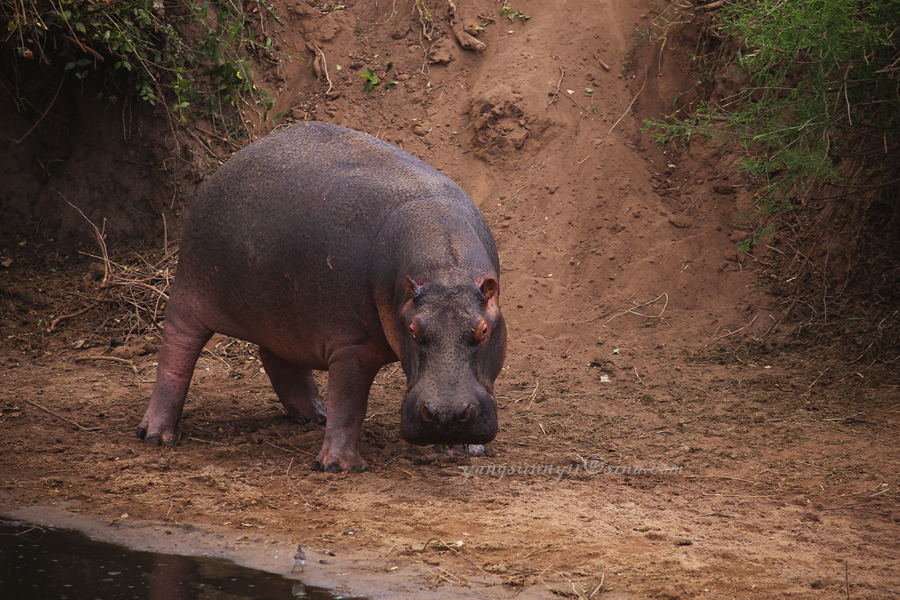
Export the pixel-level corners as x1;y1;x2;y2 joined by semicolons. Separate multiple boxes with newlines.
138;121;507;472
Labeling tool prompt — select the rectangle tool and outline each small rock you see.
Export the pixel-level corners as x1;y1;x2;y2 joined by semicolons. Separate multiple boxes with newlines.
428;38;455;65
729;230;751;244
668;215;691;229
391;26;411;39
714;184;736;195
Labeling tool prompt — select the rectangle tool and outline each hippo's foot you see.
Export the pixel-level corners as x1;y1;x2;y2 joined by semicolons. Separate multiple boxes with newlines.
434;443;487;457
311;447;369;473
311;460;370;474
137;421;180;446
286;397;327;426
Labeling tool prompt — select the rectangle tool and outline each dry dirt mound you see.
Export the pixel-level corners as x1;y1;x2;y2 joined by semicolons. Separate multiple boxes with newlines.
1;1;898;599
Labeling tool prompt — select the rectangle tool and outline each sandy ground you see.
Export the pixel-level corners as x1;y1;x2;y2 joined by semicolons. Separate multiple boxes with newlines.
2;1;899;598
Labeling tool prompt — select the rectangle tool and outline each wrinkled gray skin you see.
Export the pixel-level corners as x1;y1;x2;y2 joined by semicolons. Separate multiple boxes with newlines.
138;122;507;472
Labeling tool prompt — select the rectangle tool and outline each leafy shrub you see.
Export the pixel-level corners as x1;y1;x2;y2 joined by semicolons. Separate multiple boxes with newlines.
1;0;279;132
644;0;900;242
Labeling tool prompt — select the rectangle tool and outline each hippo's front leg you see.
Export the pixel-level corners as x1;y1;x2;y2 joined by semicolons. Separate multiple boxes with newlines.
312;345;384;473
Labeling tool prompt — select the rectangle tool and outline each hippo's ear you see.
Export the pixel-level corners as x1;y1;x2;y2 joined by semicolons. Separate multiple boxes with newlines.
477;277;499;301
407;277;425;300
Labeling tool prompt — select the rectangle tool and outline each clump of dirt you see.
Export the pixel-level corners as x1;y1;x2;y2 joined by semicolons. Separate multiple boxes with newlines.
467;82;556;164
2;1;899;599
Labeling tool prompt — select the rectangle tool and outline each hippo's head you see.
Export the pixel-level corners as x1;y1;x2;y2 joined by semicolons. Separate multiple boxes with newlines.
397;270;506;446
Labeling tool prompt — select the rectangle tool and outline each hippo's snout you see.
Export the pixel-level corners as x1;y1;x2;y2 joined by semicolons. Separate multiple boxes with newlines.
421;401;472;424
401;388;498;446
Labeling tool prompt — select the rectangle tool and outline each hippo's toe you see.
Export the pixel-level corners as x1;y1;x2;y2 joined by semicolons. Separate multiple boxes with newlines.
137;425;179;446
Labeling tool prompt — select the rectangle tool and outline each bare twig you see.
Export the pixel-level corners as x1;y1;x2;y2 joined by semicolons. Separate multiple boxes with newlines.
548;66;564;106
376;0;398;25
421;538;493;576
55;190;110;285
74;355;140;376
414;0;434;41
705;313;759;346
311;43;333;95
22;398;101;432
50;299;102;331
633;366;644;385
12;74;67;144
594;53;611;71
609;66;648;133
272;426;317;457
602;293;669;327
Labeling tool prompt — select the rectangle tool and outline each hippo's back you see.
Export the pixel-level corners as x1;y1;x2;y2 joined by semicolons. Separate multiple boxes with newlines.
185;121;465;243
172;122;492;363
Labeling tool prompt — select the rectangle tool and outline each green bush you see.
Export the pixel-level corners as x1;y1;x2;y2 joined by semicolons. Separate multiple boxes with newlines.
2;0;279;132
644;0;900;243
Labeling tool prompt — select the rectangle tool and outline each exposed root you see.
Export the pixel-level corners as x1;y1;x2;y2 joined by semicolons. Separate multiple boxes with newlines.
309;43;334;95
447;0;486;52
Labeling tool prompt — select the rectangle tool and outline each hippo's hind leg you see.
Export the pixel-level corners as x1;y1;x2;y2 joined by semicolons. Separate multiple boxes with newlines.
139;307;213;445
258;347;327;425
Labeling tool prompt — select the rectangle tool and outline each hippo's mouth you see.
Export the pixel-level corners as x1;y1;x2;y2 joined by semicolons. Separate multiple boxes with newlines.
399;392;498;446
401;427;498;446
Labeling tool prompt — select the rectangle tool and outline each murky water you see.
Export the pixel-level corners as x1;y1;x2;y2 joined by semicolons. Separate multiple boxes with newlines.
0;520;360;600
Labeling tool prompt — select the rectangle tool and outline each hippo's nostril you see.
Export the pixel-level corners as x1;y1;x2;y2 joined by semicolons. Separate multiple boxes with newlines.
457;403;471;422
422;403;437;422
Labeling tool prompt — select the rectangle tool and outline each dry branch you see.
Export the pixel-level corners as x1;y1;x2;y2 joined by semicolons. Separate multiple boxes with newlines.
22;398;101;432
695;0;725;13
74;355;140;376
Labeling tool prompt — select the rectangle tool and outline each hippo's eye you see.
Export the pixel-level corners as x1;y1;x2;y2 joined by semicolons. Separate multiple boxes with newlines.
473;319;491;344
409;320;422;341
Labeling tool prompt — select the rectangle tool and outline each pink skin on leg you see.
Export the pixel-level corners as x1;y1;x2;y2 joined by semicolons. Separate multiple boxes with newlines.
138;313;212;445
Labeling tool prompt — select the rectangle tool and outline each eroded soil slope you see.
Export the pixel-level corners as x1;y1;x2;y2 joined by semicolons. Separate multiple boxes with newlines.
2;1;898;599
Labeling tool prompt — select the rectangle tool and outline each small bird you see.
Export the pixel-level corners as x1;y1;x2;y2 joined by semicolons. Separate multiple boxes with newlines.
292;544;306;573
